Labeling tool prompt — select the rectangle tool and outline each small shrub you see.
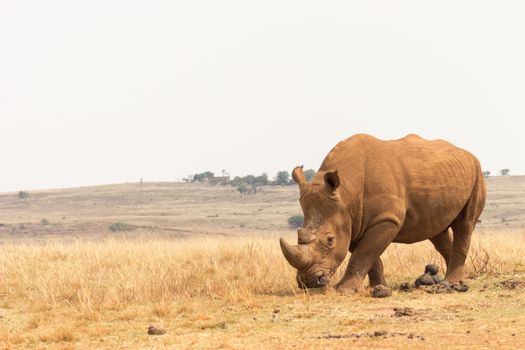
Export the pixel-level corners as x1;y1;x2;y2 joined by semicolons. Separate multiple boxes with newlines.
18;191;29;199
41;218;49;226
109;222;131;232
500;169;510;176
237;183;249;194
236;183;258;195
287;215;304;228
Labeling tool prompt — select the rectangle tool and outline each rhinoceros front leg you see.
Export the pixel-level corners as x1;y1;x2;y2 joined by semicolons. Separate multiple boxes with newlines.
367;257;386;287
336;221;399;294
350;242;385;287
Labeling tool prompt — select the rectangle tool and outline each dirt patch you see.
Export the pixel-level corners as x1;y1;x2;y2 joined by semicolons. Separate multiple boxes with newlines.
495;279;525;290
393;307;417;317
320;330;425;341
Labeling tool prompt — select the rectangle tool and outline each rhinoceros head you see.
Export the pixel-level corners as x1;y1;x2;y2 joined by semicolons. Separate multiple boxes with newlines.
280;166;351;289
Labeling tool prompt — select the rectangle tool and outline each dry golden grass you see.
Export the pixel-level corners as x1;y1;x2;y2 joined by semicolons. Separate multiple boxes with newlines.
1;230;524;349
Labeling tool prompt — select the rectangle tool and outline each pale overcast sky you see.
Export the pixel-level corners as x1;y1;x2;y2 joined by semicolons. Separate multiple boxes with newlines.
1;1;524;192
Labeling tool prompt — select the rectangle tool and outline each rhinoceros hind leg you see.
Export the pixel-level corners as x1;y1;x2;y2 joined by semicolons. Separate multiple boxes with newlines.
446;172;485;285
446;221;473;285
429;229;453;272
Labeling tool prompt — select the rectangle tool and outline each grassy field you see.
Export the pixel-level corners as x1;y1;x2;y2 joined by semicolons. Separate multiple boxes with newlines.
0;177;525;349
1;233;524;349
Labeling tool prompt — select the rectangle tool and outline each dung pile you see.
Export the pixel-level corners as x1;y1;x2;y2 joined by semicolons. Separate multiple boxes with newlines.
401;264;469;293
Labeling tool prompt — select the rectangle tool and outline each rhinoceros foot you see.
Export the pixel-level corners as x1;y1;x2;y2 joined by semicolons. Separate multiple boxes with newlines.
335;279;363;295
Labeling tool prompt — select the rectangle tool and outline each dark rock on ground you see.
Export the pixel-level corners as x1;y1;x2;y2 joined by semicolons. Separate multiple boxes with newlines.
371;285;392;298
148;325;167;335
373;330;388;337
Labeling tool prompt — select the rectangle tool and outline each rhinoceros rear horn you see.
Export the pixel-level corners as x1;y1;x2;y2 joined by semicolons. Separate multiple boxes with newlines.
292;165;306;185
279;238;312;270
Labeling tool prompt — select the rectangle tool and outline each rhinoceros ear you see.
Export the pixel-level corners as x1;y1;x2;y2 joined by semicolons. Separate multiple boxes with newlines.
324;170;340;193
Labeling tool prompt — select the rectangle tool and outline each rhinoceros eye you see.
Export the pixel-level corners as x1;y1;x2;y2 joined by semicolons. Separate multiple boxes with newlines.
326;235;335;247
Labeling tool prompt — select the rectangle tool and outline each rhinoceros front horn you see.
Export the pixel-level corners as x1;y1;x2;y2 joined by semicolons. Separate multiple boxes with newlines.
279;238;311;270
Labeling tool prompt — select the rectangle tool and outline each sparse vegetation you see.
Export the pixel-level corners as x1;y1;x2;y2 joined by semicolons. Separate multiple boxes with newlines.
231;173;268;194
230;173;268;187
287;214;304;228
108;222;131;232
189;170;300;188
500;168;510;176
236;183;249;194
482;171;491;177
40;218;49;226
18;191;29;199
274;170;290;186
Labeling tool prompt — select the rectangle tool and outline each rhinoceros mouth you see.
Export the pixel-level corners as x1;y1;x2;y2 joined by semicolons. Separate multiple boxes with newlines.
297;269;333;289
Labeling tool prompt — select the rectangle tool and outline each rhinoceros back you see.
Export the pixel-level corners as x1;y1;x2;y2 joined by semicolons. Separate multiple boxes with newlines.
319;134;485;243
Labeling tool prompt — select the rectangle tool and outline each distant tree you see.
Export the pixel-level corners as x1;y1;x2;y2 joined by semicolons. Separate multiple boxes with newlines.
230;176;243;187
500;169;510;176
18;191;29;200
304;169;316;182
482;171;491;178
229;172;268;194
243;175;256;185
192;171;215;182
274;171;290;186
254;173;268;186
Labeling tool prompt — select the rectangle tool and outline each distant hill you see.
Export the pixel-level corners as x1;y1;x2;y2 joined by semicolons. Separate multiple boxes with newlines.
0;176;523;242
